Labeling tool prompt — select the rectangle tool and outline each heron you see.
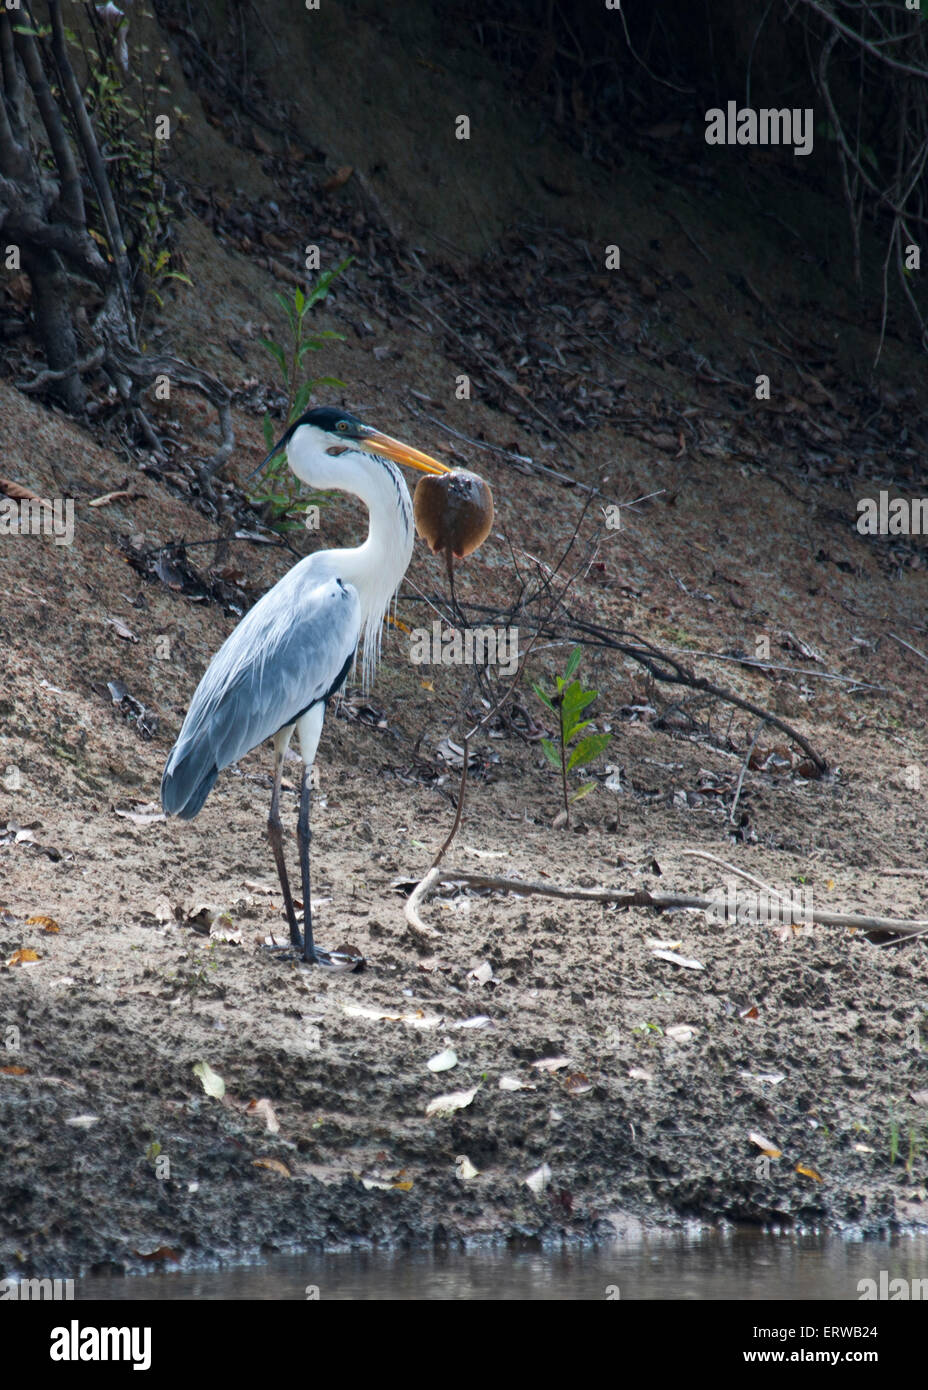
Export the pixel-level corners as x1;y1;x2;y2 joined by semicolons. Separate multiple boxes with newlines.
161;406;452;968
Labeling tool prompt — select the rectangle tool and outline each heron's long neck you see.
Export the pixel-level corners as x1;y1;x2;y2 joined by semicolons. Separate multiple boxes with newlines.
328;454;414;688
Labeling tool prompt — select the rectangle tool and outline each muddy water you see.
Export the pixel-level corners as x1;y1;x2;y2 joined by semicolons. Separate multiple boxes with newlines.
73;1232;928;1300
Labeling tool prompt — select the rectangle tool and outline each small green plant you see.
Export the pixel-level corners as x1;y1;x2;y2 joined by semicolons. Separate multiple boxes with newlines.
532;646;611;826
255;260;352;526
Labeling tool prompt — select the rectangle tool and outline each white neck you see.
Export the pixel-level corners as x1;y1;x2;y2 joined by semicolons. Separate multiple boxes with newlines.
314;451;414;688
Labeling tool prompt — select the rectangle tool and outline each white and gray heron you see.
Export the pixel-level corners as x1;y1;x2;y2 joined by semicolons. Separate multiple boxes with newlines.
161;407;452;968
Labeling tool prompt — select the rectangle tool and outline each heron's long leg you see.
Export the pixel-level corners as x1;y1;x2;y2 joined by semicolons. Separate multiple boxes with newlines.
268;741;302;949
297;761;316;964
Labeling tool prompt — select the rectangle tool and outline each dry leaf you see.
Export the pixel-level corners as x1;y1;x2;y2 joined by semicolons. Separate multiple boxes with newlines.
665;1025;696;1044
455;1155;479;1180
628;1067;653;1082
65;1115;99;1128
452;1015;491;1030
7;948;40;965
343;1002;442;1029
532;1056;571;1072
253;1157;291;1177
470;961;493;986
749;1131;782;1158
88;490;132;508
249;1098;280;1133
0;1065;27;1075
524;1162;552;1195
426;1047;457;1073
564;1072;593;1095
105;617;138;642
114;807;165;827
795;1163;823;1182
193;1060;225;1099
26;915;60;933
425;1084;479;1118
652;948;704;971
499;1074;536;1092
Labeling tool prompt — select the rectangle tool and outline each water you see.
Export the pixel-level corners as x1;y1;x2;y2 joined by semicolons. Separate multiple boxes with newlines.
72;1231;928;1300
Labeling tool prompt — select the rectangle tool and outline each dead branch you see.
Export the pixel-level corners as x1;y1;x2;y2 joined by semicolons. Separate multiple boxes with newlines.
404;867;928;940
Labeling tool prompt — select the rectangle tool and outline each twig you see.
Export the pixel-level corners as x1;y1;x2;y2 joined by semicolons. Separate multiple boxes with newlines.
888;632;928;666
730;719;768;825
404;868;928;937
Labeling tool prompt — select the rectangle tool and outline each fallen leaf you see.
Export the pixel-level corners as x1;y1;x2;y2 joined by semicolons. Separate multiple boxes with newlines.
193;1060;225;1099
795;1163;823;1182
248;1098;280;1133
739;1005;760;1021
652;948;705;971
105;617;138;642
65;1115;99;1128
564;1072;593;1095
89;489;132;508
0;1065;27;1075
739;1071;785;1085
628;1067;653;1082
665;1025;696;1044
426;1047;458;1073
470;961;493;986
455;1155;479;1180
452;1015;491;1030
910;1090;928;1107
135;1246;180;1262
425;1084;479;1118
749;1130;782;1158
532;1056;571;1072
114;807;165;827
26;915;60;932
321;164;353;192
253;1157;291;1177
524;1162;552;1195
499;1074;536;1091
343;1002;442;1029
7;948;40;965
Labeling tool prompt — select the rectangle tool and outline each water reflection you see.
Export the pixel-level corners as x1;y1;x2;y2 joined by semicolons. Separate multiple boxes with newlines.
75;1231;928;1301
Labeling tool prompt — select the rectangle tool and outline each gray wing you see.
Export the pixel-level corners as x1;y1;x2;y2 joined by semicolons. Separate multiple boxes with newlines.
161;559;360;819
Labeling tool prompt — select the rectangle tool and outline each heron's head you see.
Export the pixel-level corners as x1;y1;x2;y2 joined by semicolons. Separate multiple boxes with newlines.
252;407;450;492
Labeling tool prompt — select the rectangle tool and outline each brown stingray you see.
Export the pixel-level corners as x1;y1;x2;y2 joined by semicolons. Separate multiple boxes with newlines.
413;468;494;629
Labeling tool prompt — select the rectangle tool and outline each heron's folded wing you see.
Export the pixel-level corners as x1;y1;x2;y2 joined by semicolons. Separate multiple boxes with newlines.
162;571;359;815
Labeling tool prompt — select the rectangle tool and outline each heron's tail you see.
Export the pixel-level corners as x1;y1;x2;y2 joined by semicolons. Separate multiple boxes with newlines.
161;742;219;820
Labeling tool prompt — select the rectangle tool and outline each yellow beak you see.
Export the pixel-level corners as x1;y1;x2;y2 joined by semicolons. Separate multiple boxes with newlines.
359;428;451;475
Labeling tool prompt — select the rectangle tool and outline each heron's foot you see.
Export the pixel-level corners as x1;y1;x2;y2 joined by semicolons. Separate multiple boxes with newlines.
261;935;365;972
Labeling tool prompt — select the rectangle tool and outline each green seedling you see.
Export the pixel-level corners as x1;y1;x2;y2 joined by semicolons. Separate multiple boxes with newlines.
532;646;611;826
255;260;352;527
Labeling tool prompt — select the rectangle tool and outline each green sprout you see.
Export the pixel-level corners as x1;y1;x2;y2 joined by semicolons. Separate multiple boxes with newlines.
255;259;352;527
532;646;611;826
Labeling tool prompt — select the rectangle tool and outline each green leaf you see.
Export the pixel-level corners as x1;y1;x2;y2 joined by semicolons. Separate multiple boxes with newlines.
293;286;306;316
561;682;597;717
259;337;287;377
310;375;346;389
569;782;596;803
564;646;583;680
262;413;276;450
567;733;611;772
532;683;556;713
565;718;594;744
290;381;313;421
540;738;562;770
